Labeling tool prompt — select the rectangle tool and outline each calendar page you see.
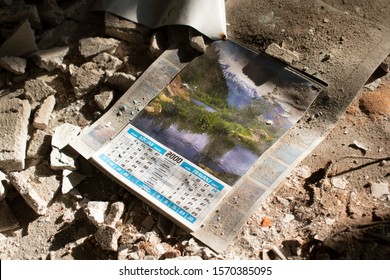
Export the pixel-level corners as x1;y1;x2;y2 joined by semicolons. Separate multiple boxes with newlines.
92;125;230;231
88;39;322;232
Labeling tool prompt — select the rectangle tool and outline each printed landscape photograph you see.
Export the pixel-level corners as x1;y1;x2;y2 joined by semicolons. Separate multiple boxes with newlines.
132;40;322;185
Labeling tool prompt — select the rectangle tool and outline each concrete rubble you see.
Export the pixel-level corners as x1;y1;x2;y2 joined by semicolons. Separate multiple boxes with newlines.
84;201;109;227
149;33;166;58
0;98;31;171
24;79;56;110
8;164;60;215
27;129;51;160
189;30;207;53
61;170;85;194
94;89;115;111
32;46;69;71
50;123;81;171
0;56;27;75
38;0;65;26
79;37;120;58
33;95;56;129
105;12;149;44
92;52;124;77
0;20;38;57
370;182;390;199
106;72;136;92
0;5;41;30
69;62;105;98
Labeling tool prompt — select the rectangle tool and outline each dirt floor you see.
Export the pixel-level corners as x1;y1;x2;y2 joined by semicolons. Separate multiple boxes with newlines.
0;0;389;260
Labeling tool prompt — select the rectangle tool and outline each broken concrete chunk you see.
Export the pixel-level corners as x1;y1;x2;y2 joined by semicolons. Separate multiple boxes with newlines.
52;123;81;150
106;72;136;92
26;129;51;159
38;0;65;26
0;56;27;75
0;5;41;30
189;30;206;53
265;42;300;65
0;200;20;233
0;98;31;171
94;89;114;111
79;37;120;58
69;62;105;98
8;165;61;215
84;201;109;228
24;79;56;109
105;12;149;44
105;202;125;227
50;147;78;171
92;52;123;77
0;20;38;57
370;182;389;198
61;170;85;194
32;46;69;71
94;225;121;252
33;95;56;129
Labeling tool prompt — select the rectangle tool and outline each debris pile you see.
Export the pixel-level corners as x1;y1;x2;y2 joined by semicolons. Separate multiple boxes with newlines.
0;0;212;259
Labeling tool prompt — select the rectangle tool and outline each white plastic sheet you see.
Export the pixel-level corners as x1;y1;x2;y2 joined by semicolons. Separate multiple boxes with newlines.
93;0;227;40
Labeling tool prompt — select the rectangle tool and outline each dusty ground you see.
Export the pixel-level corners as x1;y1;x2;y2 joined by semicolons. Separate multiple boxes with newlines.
0;0;389;260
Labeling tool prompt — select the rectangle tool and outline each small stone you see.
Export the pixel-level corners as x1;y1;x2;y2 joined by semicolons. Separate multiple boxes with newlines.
92;52;123;77
325;217;335;225
323;18;329;23
261;217;272;227
105;202;125;226
106;72;136;92
331;176;348;190
265;42;300;64
26;129;51;159
94;225;121;251
0;200;19;233
0;56;26;74
0;20;38;57
283;213;295;223
94;89;115;111
185;238;203;256
33;95;56;129
32;46;69;71
79;37;120;58
84;201;109;227
189;30;206;53
61;170;85;194
128;252;140;260
370;182;389;198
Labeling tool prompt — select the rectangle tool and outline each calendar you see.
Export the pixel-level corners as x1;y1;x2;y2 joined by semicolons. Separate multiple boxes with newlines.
92;125;231;231
76;39;322;237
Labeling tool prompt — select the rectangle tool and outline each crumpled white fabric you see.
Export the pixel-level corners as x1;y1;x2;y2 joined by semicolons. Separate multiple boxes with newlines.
93;0;226;40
